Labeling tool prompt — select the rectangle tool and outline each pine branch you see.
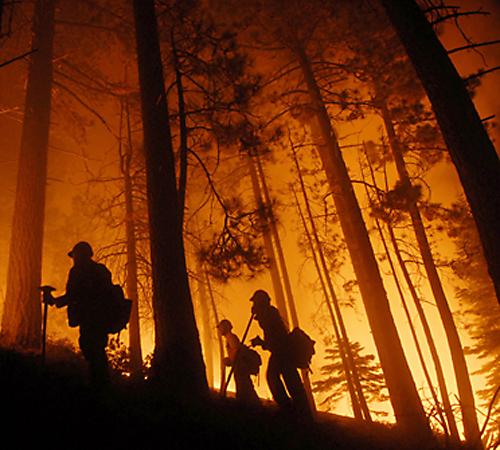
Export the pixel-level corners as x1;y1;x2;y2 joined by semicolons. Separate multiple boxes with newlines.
187;148;227;212
430;10;490;25
423;4;460;14
447;39;500;55
481;115;495;123
463;66;500;83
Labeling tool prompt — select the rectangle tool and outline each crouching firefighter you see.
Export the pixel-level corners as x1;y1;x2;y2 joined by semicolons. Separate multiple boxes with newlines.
42;241;128;388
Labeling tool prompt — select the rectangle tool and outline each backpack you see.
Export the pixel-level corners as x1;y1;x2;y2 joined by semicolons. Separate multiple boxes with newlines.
288;327;315;369
238;345;262;376
106;284;132;334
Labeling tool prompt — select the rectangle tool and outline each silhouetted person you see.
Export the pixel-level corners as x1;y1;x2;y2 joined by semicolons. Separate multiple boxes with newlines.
43;241;113;389
218;319;260;406
250;290;312;420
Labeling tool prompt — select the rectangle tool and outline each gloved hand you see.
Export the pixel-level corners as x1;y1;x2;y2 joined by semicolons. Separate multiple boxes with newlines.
250;336;264;348
42;293;55;305
39;286;56;306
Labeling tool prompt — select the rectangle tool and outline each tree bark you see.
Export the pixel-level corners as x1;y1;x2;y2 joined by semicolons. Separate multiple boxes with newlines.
294;44;431;438
1;0;55;349
379;0;500;312
132;0;208;397
0;0;4;35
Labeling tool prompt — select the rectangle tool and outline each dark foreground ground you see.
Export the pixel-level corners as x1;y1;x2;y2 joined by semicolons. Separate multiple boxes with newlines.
0;347;463;450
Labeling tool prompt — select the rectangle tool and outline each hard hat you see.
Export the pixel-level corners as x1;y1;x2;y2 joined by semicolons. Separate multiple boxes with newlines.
68;241;94;259
250;289;271;306
217;319;233;332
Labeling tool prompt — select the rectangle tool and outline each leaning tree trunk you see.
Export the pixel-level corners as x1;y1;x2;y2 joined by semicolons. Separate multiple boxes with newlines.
291;144;371;421
255;154;316;413
196;261;215;387
363;141;460;442
359;148;452;438
379;0;500;312
293;186;364;420
247;153;289;322
132;0;208;397
205;270;226;392
381;105;476;444
1;0;55;349
294;44;431;439
121;96;143;377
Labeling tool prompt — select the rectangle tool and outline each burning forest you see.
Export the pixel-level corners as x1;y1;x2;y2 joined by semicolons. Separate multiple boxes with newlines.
0;0;499;449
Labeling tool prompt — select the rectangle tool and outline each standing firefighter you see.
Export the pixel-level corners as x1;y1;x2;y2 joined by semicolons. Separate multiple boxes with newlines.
43;242;116;388
250;290;312;420
217;319;260;406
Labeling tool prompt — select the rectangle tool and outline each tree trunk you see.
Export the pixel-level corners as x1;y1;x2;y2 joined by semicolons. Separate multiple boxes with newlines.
171;31;188;226
132;0;208;397
290;145;371;420
294;44;431;438
205;270;226;392
121;96;143;378
363;141;460;442
359;147;452;437
255;154;316;413
379;0;500;311
0;0;4;35
1;0;55;349
293;186;364;420
196;261;215;387
381;105;479;444
247;153;289;322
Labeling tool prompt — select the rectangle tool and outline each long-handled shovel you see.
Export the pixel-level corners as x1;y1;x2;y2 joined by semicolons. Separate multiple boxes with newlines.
220;313;255;397
39;286;56;366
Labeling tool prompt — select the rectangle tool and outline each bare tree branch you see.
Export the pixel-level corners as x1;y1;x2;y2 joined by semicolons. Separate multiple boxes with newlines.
430;10;490;25
447;39;500;55
53;79;117;136
463;66;500;83
0;48;37;69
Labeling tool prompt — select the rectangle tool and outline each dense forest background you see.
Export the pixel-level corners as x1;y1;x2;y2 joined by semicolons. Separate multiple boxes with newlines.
0;0;499;448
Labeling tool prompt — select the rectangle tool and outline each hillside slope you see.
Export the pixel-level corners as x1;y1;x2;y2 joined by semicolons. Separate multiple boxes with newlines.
0;348;454;450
